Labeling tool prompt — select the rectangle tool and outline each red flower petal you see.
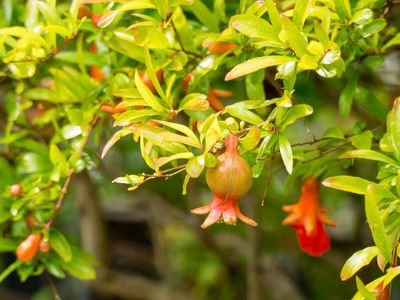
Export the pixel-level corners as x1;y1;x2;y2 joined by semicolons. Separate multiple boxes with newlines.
293;222;331;256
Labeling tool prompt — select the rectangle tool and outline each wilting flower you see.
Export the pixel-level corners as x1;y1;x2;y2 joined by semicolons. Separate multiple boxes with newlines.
282;177;336;256
191;196;257;228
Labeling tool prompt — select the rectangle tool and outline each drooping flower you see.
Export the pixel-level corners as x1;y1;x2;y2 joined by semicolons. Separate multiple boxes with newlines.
282;177;336;256
191;134;257;228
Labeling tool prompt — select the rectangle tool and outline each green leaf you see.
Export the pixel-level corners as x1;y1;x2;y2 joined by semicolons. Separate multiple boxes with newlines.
225;56;296;81
17;152;52;174
97;10;118;28
334;0;352;20
281;16;308;57
152;120;201;148
113;110;159;127
113;175;145;185
352;267;400;300
229;14;281;45
262;0;281;31
355;277;376;300
323;127;344;139
363;55;384;68
293;0;312;29
8;62;37;78
225;105;263;125
143;46;168;104
245;70;265;100
349;131;373;150
322;176;396;199
49;144;67;166
339;68;358;117
60;251;96;280
171;7;197;53
239;126;261;151
354;88;387;122
101;128;131;159
135;70;167;114
50;228;72;262
341;247;379;281
178;93;209;111
257;133;277;160
362;19;386;37
339;150;399;167
365;184;392;262
43;254;66;279
155;152;194;168
278;135;293;174
279;104;313;127
382;33;400;52
186;155;205;178
189;0;219;32
140;134;156;169
387;98;400;159
151;0;169;19
0;260;22;282
0;239;18;252
349;8;372;24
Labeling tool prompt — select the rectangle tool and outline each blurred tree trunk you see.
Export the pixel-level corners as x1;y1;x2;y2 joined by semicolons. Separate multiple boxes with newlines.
73;171;110;266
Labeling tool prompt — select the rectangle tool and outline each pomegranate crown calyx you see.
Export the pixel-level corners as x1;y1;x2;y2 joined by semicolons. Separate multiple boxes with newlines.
224;133;239;155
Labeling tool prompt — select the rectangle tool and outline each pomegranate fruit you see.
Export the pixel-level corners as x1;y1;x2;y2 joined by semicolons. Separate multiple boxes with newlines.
191;134;257;228
39;240;50;253
16;233;41;262
9;184;23;197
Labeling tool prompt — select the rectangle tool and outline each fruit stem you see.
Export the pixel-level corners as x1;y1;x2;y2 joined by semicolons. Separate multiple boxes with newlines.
224;133;239;155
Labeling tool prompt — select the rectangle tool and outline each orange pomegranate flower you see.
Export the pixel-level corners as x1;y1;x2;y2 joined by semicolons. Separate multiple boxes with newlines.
204;41;237;55
90;65;106;81
282;177;336;256
208;88;232;112
100;104;126;114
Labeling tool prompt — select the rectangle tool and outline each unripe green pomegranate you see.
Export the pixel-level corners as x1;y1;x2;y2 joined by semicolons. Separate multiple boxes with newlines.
192;134;257;228
206;134;253;200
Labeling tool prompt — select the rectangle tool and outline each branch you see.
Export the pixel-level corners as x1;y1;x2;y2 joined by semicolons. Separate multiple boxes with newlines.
264;71;284;96
45;115;99;229
170;19;203;59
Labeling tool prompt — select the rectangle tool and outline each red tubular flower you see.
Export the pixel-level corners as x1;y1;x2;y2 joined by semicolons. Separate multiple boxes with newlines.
204;41;237;55
282;177;336;256
90;65;105;81
207;88;232;112
191;134;257;228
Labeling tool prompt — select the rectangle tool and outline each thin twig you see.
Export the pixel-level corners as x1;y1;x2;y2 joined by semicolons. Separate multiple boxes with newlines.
301;142;351;163
387;243;399;300
46;272;62;300
264;71;284;96
262;144;276;206
170;19;186;53
135;165;186;189
45;115;99;229
168;47;203;59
